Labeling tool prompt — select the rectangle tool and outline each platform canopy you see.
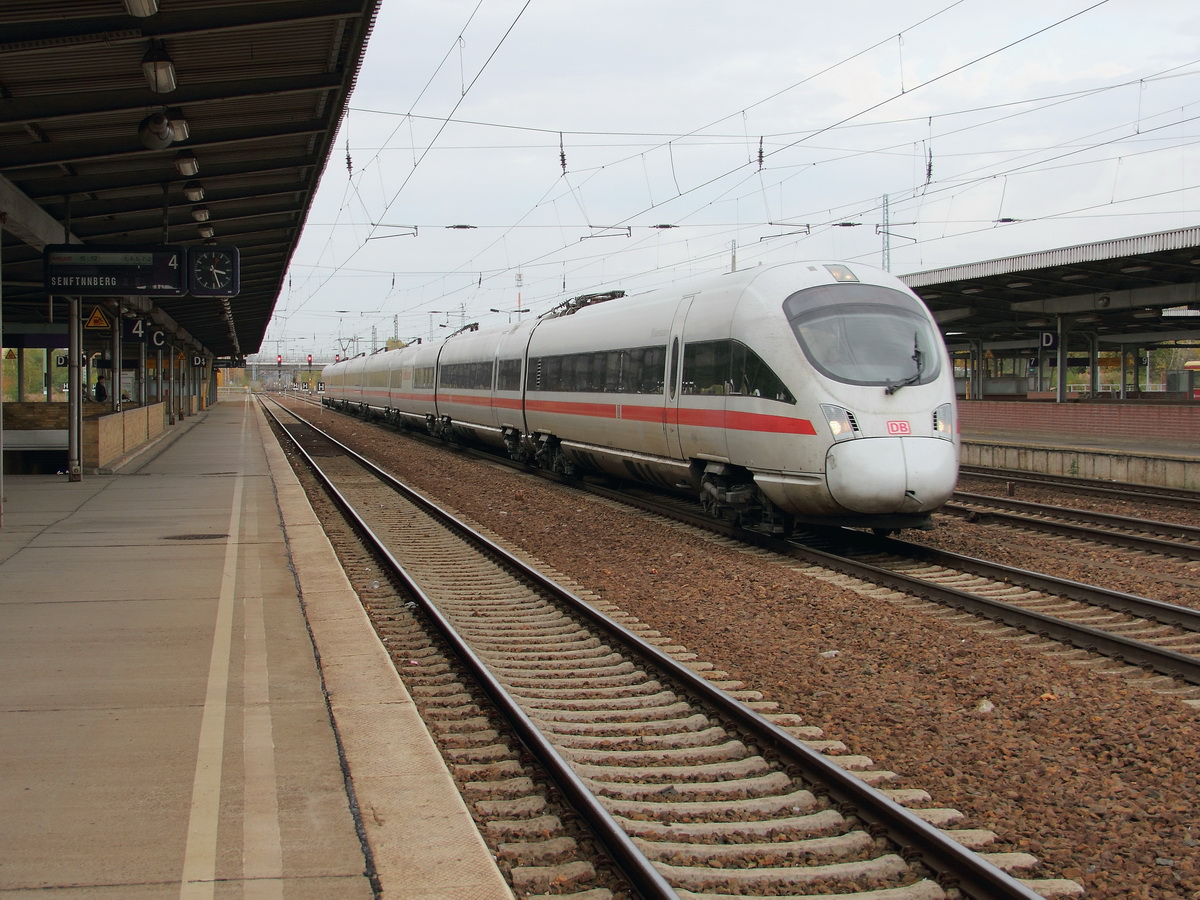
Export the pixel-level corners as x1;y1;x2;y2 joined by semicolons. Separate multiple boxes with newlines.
903;226;1200;348
0;0;381;362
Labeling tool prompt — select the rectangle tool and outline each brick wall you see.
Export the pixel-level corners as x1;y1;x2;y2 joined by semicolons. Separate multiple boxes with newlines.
959;400;1200;443
4;402;107;429
6;402;166;470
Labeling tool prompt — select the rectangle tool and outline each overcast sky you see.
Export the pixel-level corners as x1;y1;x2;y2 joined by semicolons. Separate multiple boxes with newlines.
261;0;1200;359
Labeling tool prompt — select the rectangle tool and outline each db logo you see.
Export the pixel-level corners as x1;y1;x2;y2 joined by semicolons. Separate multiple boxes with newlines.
886;420;912;435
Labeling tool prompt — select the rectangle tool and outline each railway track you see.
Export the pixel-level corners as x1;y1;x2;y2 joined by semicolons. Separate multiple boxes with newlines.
942;492;1200;561
801;531;1200;702
263;398;1074;900
597;484;1200;706
958;466;1200;509
280;395;1200;705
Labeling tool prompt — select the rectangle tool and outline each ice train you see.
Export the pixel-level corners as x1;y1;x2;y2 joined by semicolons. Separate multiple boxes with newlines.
321;261;959;532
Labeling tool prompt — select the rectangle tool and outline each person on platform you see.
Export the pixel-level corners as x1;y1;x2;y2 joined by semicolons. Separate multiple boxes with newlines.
94;375;108;403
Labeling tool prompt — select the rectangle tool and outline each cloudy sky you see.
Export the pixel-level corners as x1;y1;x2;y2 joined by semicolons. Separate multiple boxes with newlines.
261;0;1200;359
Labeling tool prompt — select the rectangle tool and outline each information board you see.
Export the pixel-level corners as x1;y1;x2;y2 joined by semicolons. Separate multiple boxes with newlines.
44;244;187;297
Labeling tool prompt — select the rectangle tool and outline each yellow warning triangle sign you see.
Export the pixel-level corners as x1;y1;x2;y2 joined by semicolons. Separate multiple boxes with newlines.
4;348;16;360
84;307;111;329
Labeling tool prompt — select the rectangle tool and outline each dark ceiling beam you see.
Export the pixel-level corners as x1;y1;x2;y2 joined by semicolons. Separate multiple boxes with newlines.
0;73;344;125
1;121;329;170
0;0;366;53
57;188;308;223
17;154;320;200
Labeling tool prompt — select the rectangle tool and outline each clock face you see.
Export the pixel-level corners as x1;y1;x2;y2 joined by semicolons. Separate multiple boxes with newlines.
188;245;240;296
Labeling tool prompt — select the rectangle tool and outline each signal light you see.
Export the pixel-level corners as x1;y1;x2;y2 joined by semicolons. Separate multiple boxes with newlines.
335;354;340;363
276;355;282;366
307;354;313;365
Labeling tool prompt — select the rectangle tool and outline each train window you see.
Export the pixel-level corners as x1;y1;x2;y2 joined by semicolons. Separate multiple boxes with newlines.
682;341;731;395
497;358;521;391
669;338;680;400
527;345;666;394
784;284;941;388
413;366;435;389
683;340;795;403
440;360;494;390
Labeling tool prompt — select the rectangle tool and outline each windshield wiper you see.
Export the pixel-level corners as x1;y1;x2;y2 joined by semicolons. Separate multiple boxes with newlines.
884;332;924;395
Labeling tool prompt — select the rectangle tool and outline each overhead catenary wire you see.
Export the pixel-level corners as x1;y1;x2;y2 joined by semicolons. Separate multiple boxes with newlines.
271;0;1196;356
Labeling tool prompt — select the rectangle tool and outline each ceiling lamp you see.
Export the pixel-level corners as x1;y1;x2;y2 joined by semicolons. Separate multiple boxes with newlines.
137;111;173;150
191;206;210;222
167;108;189;142
198;224;215;239
183;181;205;202
142;41;176;93
1024;318;1052;327
175;150;199;176
1121;265;1151;274
1132;309;1161;319
123;0;158;15
1076;314;1102;324
1007;281;1032;289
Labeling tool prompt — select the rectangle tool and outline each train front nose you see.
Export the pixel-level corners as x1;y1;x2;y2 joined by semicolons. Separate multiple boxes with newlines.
825;437;957;514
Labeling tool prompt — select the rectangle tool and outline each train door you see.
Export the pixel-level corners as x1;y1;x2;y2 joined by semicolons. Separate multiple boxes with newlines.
663;294;695;458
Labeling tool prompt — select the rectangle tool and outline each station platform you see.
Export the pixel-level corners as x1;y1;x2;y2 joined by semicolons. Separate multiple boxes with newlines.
0;396;513;899
957;398;1200;489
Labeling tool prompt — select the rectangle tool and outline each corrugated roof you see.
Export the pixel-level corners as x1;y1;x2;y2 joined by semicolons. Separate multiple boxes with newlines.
905;226;1200;287
1;0;381;361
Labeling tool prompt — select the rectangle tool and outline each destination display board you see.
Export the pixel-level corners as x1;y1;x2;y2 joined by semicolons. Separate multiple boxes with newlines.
44;244;187;297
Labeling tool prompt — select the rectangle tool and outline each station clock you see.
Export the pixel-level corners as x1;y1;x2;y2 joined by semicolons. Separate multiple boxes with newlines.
187;245;240;297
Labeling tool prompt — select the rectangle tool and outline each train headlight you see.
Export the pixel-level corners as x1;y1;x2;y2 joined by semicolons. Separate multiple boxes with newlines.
821;404;859;442
933;403;954;440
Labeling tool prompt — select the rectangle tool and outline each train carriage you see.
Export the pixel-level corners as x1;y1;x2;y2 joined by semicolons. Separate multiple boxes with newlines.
321;260;959;532
434;326;513;449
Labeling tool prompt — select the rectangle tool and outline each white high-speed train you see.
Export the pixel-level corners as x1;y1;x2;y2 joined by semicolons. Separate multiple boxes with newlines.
322;261;959;532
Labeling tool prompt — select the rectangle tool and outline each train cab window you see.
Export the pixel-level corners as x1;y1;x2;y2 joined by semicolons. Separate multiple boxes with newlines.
784;284;941;388
682;339;795;403
497;358;522;391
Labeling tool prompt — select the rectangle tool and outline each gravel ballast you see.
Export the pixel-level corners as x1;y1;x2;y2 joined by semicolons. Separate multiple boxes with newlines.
288;404;1200;899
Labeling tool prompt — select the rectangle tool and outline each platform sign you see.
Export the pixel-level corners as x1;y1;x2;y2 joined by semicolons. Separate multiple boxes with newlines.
84;306;111;329
44;244;186;297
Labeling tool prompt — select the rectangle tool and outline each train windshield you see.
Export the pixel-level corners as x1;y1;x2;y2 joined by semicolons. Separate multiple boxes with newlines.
783;284;941;388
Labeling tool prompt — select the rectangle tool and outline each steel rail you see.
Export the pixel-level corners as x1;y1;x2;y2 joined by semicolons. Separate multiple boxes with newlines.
940;499;1200;560
774;535;1200;686
264;401;678;899
265;398;1047;900
958;466;1200;507
857;531;1200;633
951;491;1200;541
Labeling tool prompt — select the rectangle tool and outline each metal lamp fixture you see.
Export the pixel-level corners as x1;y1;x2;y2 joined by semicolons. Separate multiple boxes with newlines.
197;225;215;239
137;111;173;150
141;41;176;93
174;150;199;176
123;0;159;15
166;108;189;142
191;206;210;222
183;181;205;202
